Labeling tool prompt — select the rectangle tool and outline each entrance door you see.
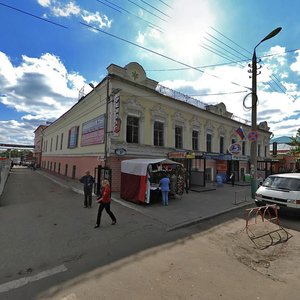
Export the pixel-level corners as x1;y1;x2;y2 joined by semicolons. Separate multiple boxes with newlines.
227;161;239;181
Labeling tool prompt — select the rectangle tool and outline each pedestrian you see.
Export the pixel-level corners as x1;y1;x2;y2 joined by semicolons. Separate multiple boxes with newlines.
94;179;117;228
159;173;170;206
230;172;235;186
79;170;95;208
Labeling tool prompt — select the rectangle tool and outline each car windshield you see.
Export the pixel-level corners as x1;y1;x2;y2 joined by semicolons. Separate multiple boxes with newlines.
262;176;300;191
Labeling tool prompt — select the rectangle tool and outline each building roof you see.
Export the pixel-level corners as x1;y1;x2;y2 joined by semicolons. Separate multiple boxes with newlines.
270;136;292;144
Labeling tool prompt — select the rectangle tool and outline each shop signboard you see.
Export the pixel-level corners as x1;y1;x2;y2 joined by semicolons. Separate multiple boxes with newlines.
81;115;105;146
203;153;232;160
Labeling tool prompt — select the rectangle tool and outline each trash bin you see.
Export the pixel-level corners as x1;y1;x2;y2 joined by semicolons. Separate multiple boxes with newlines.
244;173;251;183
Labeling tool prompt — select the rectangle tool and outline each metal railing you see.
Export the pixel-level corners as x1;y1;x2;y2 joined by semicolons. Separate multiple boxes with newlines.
156;84;250;125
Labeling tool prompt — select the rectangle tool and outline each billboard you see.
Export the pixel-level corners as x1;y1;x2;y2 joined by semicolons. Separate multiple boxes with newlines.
81;115;105;146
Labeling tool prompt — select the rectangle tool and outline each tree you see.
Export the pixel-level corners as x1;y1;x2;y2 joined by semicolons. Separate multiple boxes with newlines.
289;129;300;167
290;128;300;154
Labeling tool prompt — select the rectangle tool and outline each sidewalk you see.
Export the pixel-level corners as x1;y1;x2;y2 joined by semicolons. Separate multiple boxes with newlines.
38;169;254;231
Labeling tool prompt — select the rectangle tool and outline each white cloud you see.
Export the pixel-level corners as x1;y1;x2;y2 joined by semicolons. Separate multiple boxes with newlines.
52;1;80;17
290;50;300;74
81;10;112;29
37;0;52;7
136;32;145;45
36;0;112;29
159;56;300;138
0;52;88;144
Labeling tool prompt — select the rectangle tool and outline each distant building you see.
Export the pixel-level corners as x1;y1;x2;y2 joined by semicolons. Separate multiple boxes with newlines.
33;125;48;167
36;62;272;192
270;136;299;172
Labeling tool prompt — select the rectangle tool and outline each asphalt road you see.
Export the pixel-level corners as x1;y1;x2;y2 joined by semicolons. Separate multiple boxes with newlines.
0;167;229;299
1;167;299;300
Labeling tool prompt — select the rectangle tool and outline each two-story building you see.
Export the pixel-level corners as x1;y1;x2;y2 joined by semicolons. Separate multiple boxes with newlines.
39;62;272;191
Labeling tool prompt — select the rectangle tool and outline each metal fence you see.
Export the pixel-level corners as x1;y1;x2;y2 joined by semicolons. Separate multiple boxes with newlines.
0;159;11;199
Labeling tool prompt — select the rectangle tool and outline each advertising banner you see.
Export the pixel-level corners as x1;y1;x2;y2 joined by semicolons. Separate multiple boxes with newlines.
81;115;105;146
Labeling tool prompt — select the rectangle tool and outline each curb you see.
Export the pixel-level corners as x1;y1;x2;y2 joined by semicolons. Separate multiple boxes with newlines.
166;201;253;231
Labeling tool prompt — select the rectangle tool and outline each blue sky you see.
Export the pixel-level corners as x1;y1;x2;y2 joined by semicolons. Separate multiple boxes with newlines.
0;0;300;145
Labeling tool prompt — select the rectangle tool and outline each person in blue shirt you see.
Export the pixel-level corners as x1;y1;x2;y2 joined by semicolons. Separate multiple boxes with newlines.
159;173;170;206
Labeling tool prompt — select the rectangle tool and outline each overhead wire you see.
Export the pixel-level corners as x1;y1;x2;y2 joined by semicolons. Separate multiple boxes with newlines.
156;0;172;9
140;0;171;18
79;21;251;90
0;2;68;29
100;0;164;32
127;0;168;23
3;2;292;97
96;0;122;13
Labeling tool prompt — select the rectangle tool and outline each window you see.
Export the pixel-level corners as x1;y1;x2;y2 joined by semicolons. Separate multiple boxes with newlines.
258;144;261;157
175;126;183;149
72;165;76;179
60;133;63;150
192;130;198;151
242;141;246;156
154;121;164;146
219;136;224;153
50;138;53;152
65;164;68;176
68;126;79;149
231;138;236;144
206;133;212;152
264;145;267;157
55;135;58;151
126;116;139;143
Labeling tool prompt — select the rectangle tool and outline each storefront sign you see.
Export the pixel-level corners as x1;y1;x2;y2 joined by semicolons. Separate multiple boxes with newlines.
115;148;127;156
203;153;232;160
232;155;249;161
168;152;186;159
113;94;121;136
228;143;241;155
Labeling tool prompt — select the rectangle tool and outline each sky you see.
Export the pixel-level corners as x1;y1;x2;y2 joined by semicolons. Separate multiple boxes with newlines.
0;0;300;146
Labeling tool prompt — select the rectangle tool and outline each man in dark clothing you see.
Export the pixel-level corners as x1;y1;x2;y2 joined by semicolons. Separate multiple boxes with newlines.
230;172;235;186
79;170;95;208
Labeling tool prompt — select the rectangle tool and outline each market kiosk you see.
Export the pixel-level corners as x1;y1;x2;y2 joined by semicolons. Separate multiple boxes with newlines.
120;158;185;204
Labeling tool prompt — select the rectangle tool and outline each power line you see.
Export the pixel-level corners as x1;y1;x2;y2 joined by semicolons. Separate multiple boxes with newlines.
210;26;251;56
79;21;251;90
205;32;250;61
96;0;122;13
127;0;168;23
0;2;68;29
189;90;248;97
147;48;300;72
156;0;172;9
101;0;164;32
140;0;171;18
200;43;243;66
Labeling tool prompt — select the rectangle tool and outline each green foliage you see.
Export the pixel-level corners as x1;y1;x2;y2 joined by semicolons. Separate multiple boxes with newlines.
290;128;300;156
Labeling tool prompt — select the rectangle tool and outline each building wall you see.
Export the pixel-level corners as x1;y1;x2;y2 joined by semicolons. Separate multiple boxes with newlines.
38;62;272;191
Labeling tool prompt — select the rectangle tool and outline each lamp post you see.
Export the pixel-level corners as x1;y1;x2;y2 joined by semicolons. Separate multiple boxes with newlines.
250;27;282;199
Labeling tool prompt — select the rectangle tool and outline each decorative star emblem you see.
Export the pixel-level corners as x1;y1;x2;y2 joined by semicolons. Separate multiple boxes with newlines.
131;70;139;80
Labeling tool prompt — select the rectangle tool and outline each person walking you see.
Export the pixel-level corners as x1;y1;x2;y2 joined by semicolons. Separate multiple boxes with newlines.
94;179;117;228
159;173;170;206
79;170;95;208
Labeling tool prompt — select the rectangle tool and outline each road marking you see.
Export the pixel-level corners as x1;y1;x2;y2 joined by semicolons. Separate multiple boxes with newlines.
61;293;77;300
0;264;67;293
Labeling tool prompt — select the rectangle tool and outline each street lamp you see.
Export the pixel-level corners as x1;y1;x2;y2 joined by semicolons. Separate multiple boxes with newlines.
250;27;282;199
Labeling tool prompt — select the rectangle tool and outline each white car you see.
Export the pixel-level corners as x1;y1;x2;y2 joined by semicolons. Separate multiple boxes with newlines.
255;173;300;209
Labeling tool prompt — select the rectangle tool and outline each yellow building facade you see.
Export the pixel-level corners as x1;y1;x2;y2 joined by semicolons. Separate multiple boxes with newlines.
40;62;272;192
